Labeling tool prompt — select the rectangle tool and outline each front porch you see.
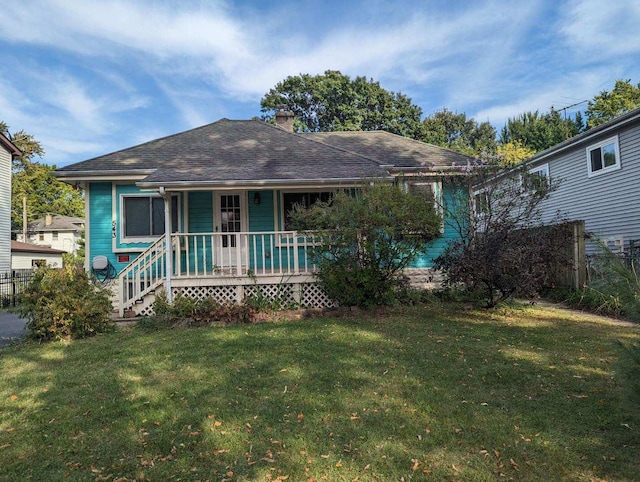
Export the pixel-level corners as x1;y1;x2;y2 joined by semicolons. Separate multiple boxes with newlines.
116;231;335;316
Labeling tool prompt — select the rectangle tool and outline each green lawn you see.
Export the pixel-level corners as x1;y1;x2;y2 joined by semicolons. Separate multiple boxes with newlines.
1;303;639;481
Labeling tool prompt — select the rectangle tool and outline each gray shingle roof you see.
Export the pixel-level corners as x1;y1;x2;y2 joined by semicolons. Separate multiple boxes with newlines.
304;130;475;169
28;215;84;232
56;119;473;187
57;119;391;186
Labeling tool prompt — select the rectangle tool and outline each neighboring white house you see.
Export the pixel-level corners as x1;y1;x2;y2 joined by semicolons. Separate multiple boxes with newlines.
522;106;640;254
0;133;22;273
16;214;84;254
11;241;64;269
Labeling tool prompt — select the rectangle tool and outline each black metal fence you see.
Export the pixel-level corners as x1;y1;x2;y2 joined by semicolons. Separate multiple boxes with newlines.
586;253;640;284
0;270;35;308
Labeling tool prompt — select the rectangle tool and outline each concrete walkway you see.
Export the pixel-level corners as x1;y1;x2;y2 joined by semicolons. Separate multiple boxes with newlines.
0;309;27;348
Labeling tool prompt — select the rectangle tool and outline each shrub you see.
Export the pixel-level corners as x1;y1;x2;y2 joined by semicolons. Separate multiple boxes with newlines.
19;266;114;341
436;160;573;308
551;245;640;322
290;184;442;308
149;292;255;326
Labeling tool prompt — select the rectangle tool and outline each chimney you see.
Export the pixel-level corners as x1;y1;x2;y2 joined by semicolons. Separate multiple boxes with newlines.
275;109;295;132
45;214;53;226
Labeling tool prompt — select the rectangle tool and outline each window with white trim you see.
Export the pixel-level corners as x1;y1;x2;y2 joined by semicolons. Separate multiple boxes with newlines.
121;195;178;241
407;181;438;204
587;136;620;177
407;181;444;232
473;189;489;216
524;163;550;192
281;191;333;230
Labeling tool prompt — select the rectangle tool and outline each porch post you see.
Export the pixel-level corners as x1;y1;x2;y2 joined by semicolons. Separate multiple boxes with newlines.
160;187;173;303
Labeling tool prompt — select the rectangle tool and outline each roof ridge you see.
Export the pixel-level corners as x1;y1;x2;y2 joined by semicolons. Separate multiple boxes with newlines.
305;130;476;161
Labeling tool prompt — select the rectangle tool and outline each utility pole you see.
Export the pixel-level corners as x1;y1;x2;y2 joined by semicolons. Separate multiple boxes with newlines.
22;196;27;242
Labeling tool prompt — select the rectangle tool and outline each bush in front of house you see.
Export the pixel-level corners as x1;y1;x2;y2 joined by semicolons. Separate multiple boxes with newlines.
147;292;255;327
19;265;114;341
290;184;442;308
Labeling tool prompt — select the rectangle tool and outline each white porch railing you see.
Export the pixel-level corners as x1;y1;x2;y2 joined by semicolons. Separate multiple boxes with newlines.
118;236;169;316
171;231;319;278
117;231;320;315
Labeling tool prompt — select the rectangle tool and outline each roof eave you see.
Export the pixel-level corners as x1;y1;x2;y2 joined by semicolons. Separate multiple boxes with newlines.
0;132;22;158
52;169;155;183
528;107;640;165
137;176;395;191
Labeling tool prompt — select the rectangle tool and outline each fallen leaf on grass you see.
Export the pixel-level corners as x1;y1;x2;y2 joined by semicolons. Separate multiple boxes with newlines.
9;395;18;401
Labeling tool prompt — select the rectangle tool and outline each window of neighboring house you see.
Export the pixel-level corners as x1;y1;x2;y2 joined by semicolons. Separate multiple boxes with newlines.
32;259;46;267
524;163;550;192
122;195;179;241
38;233;44;241
473;190;489;216
52;231;59;241
281;191;333;230
587;136;620;177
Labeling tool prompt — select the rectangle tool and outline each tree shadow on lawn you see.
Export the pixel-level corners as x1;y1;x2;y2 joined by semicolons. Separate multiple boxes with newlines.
359;305;640;480
1;305;639;480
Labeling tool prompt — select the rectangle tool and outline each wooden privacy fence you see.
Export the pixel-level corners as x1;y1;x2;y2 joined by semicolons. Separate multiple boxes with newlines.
544;220;586;290
0;269;35;307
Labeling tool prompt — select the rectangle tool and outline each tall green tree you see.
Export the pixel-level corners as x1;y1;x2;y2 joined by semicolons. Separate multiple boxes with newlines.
499;108;584;153
261;70;425;139
2;122;84;233
422;108;497;155
586;79;640;128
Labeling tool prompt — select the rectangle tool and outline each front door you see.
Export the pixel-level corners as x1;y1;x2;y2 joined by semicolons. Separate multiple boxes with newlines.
216;193;246;272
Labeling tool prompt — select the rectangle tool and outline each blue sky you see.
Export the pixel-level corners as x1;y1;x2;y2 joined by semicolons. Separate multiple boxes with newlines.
1;0;639;167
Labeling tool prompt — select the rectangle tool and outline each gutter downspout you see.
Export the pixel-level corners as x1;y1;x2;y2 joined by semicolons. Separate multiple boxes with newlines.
159;187;173;303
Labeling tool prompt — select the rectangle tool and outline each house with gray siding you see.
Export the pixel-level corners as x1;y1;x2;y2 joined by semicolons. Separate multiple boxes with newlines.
0;133;22;273
523;106;640;254
54;115;473;316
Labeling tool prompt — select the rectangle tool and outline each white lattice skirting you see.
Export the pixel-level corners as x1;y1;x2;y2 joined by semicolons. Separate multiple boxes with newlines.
170;276;336;309
124;269;443;317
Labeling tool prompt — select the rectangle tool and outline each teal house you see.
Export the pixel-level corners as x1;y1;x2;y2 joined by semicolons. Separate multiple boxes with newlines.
54;112;472;316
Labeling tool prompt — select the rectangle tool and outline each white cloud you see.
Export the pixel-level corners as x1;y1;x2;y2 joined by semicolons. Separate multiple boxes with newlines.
2;0;639;167
560;0;640;59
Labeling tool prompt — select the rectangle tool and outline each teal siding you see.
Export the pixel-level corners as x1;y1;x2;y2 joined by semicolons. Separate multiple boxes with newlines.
248;190;276;271
188;192;213;232
88;182;122;270
411;184;466;268
184;192;214;272
249;190;275;231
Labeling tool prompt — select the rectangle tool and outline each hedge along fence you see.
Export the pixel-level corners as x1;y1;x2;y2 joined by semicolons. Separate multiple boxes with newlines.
0;269;36;308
